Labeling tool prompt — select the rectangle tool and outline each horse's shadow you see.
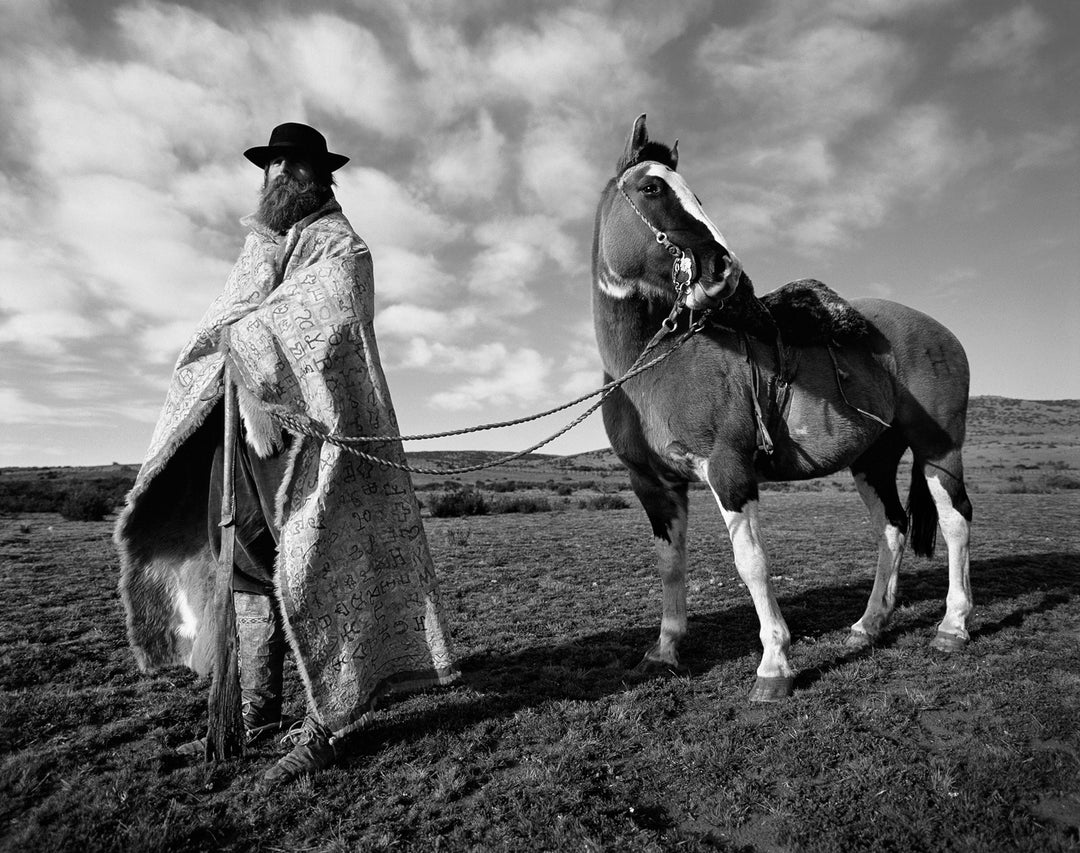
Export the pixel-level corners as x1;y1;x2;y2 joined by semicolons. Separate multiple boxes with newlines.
344;551;1079;759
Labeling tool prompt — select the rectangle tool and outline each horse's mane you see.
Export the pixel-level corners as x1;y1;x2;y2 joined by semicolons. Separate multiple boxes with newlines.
616;141;678;175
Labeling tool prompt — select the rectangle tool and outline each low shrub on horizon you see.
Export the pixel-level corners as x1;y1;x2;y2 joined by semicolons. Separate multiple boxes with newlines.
428;489;489;518
0;475;132;515
60;486;114;522
999;472;1080;494
494;496;553;514
1043;472;1080;490
579;494;630;511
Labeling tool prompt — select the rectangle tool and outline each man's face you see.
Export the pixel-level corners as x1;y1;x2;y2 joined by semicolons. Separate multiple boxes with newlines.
256;153;331;233
266;155;316;185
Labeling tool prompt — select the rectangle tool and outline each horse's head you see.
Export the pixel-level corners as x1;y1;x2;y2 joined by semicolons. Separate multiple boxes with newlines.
595;114;742;312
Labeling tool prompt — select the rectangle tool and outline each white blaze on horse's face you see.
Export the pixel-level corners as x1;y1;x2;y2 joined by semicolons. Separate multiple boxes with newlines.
624;163;732;251
606;161;743;308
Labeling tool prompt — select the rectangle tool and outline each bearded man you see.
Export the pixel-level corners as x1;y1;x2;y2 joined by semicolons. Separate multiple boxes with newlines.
115;123;457;785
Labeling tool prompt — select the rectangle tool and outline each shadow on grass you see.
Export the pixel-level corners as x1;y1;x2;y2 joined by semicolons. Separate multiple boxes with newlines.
346;550;1079;760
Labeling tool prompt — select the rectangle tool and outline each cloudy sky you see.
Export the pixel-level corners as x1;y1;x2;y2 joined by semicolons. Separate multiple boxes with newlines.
1;0;1077;467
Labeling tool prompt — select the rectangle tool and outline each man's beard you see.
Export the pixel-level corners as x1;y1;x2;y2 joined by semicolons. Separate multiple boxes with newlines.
257;173;332;233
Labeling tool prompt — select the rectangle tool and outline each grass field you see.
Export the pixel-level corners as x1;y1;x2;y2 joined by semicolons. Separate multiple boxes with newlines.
2;486;1078;852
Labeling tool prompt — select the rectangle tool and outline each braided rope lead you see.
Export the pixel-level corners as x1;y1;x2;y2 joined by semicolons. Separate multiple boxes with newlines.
269;315;704;476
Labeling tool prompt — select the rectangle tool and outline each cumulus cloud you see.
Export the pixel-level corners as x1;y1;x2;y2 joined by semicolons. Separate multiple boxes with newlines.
878;105;975;189
0;4;268;378
333;167;468;318
0;0;1074;464
698;20;912;137
336;166;464;251
486;9;636;106
372;247;454;306
55;174;233;319
376;304;454;339
825;0;958;23
0;387;59;425
429;346;551;410
689;4;996;253
271;14;417;133
952;6;1049;74
171;162;255;230
138;320;202;367
691;12;915;248
375;303;483;343
1012;127;1079;171
401;3;666;124
747;137;836;187
423;110;509;205
0;232;115;358
116;3;261;93
119;5;422;136
402;339;516;371
519;113;605;220
0;311;97;358
465;242;544;314
558;319;604;396
783;105;981;251
465;215;580;315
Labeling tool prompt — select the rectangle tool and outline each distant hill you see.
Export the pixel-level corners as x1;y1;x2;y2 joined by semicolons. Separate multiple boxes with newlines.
404;396;1080;479
2;397;1077;498
404;448;626;476
966;397;1080;441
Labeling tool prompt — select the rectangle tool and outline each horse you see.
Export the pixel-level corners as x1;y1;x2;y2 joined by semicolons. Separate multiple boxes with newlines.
593;115;973;701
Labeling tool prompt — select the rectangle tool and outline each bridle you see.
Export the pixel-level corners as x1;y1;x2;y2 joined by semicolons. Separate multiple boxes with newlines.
616;175;698;298
615;165;743;326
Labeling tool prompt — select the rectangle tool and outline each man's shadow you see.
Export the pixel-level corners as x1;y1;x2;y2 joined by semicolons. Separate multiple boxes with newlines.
346;550;1079;757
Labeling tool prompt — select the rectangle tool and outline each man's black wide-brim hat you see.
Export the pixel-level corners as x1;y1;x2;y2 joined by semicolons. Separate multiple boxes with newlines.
244;122;350;171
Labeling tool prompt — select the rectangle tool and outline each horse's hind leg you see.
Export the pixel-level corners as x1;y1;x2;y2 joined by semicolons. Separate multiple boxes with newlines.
847;430;909;649
920;448;973;651
629;469;690;674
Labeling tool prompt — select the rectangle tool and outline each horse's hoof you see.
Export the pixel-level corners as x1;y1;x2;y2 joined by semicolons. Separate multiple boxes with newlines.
630;656;684;680
930;631;967;653
844;630;874;651
748;676;794;703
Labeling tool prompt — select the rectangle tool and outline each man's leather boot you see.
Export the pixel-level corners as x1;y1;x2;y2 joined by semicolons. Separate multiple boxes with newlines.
175;590;287;756
234;590;286;730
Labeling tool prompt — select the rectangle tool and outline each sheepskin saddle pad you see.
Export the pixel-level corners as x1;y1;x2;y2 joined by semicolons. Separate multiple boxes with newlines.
759;278;874;346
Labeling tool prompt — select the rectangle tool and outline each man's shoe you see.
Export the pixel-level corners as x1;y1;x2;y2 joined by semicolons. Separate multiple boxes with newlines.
263;717;337;786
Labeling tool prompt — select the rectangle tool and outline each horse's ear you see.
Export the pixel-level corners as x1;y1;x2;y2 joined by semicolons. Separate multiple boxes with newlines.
670;139;679;171
629;113;649;149
618;113;649;173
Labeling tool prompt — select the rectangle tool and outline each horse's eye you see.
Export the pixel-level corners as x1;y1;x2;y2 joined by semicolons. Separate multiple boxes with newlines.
641;183;662;197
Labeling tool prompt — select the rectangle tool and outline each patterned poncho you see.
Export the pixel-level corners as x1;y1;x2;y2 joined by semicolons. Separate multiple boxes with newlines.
115;200;457;734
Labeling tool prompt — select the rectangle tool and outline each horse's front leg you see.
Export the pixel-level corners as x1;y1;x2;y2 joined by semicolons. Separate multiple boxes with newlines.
630;473;690;674
704;461;795;701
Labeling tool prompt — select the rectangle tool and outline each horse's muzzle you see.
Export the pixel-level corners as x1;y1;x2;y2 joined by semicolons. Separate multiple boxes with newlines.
685;250;742;311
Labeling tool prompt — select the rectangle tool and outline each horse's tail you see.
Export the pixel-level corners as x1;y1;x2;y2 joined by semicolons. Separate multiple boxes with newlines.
907;463;938;559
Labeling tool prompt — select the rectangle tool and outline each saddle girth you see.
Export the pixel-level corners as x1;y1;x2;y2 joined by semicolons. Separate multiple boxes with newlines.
742;331;795;456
